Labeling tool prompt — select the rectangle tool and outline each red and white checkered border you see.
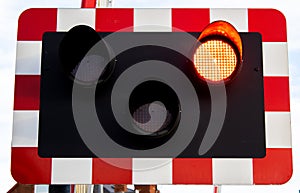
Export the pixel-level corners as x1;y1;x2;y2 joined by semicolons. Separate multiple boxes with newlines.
11;8;292;185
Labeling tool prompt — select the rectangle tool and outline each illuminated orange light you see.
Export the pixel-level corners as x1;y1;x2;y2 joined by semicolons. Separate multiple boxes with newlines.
194;40;237;82
198;21;243;61
193;20;242;83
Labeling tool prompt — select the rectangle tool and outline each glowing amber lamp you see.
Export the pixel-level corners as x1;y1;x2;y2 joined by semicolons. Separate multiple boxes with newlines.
193;21;243;83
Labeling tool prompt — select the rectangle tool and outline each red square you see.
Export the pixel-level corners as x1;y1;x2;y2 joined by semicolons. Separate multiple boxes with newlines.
264;77;290;112
92;158;132;184
81;0;97;8
253;148;292;184
172;9;210;32
11;147;51;184
14;75;40;110
172;158;212;184
248;9;287;42
18;8;57;41
96;9;134;32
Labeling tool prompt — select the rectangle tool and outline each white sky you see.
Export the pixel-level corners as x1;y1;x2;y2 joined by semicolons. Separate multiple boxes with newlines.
0;0;300;192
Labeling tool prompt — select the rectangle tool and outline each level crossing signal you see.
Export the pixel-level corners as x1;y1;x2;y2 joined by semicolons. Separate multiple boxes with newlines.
11;8;292;185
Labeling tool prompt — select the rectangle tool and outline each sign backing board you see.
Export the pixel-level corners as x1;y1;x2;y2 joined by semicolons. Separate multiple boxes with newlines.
11;8;292;185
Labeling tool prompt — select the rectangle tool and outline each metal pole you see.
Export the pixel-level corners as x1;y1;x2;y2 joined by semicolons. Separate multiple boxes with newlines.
81;0;97;8
49;185;71;193
93;185;103;193
214;185;221;193
80;1;109;192
100;185;103;193
97;0;112;8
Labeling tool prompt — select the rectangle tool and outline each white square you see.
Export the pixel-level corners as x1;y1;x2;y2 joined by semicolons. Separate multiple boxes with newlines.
210;9;248;32
57;9;96;31
51;158;92;184
16;41;42;75
134;9;172;32
133;158;172;184
263;42;289;76
266;112;291;148
213;158;253;184
12;111;39;147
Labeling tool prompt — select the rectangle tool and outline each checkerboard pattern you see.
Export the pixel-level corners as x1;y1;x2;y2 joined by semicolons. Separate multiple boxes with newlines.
11;8;292;185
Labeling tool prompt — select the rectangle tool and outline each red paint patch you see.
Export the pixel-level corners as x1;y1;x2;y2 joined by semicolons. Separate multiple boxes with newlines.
248;9;287;42
96;9;134;32
264;77;290;112
172;9;210;32
173;158;212;184
18;8;57;41
253;148;292;184
92;158;132;184
14;75;40;110
11;147;51;184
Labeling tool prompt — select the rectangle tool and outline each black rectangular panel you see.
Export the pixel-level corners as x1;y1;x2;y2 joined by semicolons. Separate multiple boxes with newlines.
38;32;265;158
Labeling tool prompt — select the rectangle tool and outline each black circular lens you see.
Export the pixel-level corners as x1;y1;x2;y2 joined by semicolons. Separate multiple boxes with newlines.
59;25;115;86
129;80;181;139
